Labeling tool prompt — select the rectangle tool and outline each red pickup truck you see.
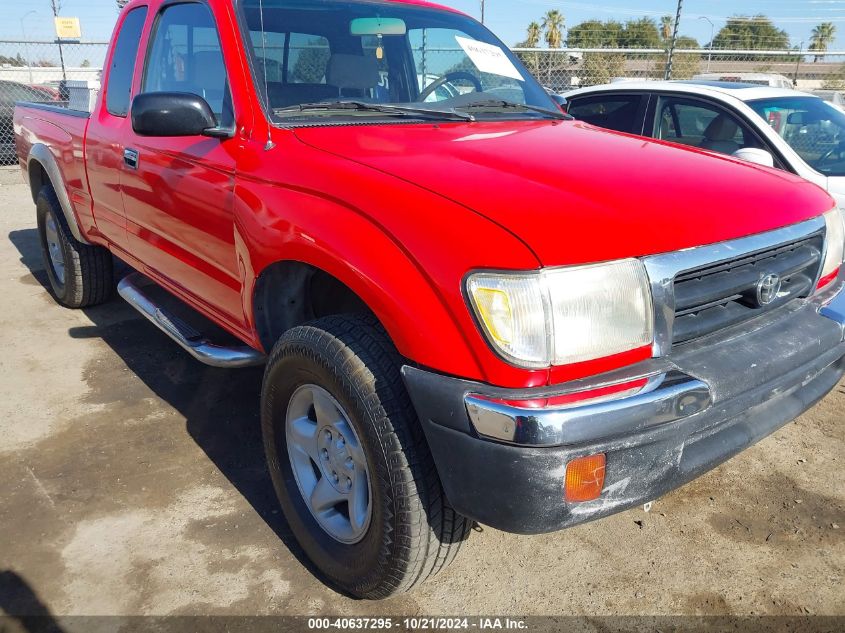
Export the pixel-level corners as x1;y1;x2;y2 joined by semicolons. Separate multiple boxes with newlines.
14;0;845;599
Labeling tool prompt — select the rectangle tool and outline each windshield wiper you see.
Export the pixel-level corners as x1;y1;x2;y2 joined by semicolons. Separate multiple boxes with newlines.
455;99;569;120
275;100;475;122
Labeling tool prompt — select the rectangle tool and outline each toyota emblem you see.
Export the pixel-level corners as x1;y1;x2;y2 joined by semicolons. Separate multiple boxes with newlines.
756;273;782;306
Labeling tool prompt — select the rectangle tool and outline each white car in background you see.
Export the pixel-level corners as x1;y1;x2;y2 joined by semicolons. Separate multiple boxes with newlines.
564;80;845;206
692;72;795;89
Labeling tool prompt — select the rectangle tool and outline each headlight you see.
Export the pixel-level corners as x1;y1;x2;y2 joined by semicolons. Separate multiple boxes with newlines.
821;208;845;285
466;259;654;369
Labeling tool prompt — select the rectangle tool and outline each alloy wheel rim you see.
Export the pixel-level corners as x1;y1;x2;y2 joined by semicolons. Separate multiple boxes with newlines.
44;211;65;286
285;384;372;544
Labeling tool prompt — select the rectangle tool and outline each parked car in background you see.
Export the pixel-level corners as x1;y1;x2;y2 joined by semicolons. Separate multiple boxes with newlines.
692;72;794;89
27;84;62;102
565;80;845;206
811;89;845;114
1;80;54;164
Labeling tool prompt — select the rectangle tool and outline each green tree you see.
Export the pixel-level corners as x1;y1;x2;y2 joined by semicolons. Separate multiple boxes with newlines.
810;22;837;62
712;16;789;58
563;18;697;83
515;22;543;75
525;22;542;48
567;20;623;48
542;10;565;48
581;52;626;85
620;18;662;48
672;36;702;79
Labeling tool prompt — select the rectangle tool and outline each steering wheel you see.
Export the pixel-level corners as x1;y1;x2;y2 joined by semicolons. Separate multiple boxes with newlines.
818;144;843;165
418;71;483;102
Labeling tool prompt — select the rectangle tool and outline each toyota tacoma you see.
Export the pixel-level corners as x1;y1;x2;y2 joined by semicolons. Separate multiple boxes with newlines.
14;0;845;599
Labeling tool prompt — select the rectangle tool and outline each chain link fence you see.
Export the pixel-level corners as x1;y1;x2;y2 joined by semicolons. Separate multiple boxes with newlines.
513;48;845;93
4;39;845;164
1;40;107;163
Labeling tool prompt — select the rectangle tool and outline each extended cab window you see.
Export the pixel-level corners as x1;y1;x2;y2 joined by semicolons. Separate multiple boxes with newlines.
249;30;338;108
655;97;759;156
249;31;333;84
288;34;332;83
142;2;231;121
106;7;148;117
567;95;643;134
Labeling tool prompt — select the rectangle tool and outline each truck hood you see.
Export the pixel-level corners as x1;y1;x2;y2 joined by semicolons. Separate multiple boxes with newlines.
293;120;834;267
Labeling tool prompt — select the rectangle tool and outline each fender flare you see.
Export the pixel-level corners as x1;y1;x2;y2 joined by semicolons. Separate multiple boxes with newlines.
27;143;91;245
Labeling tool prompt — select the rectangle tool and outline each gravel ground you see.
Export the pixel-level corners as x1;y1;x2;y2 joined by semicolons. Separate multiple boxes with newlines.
0;167;843;624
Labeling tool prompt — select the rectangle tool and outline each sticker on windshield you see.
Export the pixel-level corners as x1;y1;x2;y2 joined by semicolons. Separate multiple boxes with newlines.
455;36;524;81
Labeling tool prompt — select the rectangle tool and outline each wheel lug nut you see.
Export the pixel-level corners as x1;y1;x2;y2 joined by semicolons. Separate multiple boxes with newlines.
346;477;352;490
324;430;332;440
321;449;329;460
346;457;354;469
332;471;339;483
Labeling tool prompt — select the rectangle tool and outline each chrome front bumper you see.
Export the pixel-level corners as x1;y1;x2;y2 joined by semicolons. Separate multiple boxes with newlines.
464;283;845;448
403;283;845;534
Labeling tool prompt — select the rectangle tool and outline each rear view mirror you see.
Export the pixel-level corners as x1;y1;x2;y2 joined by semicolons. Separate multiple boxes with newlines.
732;147;775;168
787;111;819;125
131;92;231;138
350;17;407;36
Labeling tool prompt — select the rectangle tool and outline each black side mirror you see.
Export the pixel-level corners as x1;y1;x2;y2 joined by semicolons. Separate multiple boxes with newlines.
130;92;233;138
549;94;567;112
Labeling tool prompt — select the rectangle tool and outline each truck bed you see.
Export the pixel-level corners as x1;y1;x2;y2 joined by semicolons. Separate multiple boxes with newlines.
14;102;93;236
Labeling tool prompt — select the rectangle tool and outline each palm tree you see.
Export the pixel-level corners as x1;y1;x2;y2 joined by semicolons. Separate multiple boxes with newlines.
526;22;542;49
660;15;674;42
810;22;837;62
542;10;565;49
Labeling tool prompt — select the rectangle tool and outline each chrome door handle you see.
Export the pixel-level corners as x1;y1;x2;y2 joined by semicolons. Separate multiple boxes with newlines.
124;148;139;170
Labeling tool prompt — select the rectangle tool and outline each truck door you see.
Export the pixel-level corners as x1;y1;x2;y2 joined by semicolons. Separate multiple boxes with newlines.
85;6;148;251
120;0;244;327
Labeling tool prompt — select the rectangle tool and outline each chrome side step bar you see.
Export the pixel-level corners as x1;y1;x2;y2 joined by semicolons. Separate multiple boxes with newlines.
117;272;266;368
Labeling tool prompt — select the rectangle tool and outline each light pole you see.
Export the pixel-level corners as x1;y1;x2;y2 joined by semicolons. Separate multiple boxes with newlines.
480;0;485;24
19;10;38;84
698;16;714;72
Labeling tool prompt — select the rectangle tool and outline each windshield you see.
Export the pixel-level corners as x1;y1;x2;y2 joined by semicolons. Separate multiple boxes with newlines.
748;96;845;177
237;0;556;125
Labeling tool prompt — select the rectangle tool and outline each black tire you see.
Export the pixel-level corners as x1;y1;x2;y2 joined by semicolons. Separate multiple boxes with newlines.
36;185;113;308
261;314;471;599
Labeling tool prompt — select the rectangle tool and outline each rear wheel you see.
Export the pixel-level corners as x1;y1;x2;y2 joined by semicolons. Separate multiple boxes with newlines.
261;314;471;599
36;186;113;308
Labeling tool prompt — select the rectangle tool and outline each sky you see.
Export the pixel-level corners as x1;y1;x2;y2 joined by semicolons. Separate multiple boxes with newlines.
4;0;845;51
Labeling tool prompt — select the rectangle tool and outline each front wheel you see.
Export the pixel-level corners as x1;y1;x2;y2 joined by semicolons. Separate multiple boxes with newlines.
261;314;471;599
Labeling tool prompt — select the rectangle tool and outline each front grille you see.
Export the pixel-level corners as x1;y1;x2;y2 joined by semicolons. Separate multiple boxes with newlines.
672;232;824;344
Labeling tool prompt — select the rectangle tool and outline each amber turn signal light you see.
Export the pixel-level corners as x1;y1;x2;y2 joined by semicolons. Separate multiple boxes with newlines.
565;454;606;502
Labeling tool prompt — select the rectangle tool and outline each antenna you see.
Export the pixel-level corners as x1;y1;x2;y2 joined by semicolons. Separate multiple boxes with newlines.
258;0;275;150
